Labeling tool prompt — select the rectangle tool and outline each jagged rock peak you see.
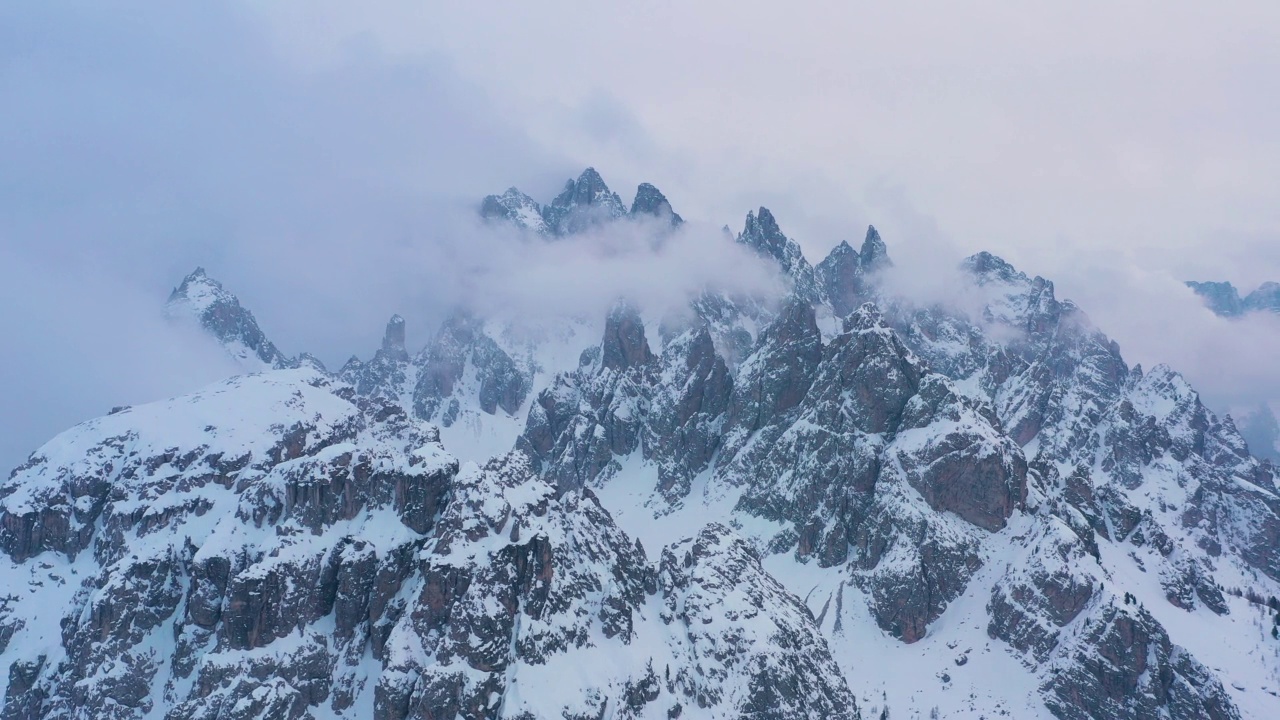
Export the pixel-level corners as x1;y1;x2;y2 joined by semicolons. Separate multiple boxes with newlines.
629;182;684;227
165;266;286;368
1187;280;1244;317
739;207;789;261
859;224;891;272
382;314;406;354
842;301;892;334
551;167;625;213
817;240;865;317
962;251;1024;284
736;207;822;302
167;266;220;304
600;302;655;371
1245;281;1280;313
1187;279;1280;317
541;167;628;236
828;239;856;258
479;186;548;235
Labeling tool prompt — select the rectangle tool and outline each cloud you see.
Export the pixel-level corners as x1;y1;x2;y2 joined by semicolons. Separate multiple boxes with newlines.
0;246;242;473
448;218;786;323
0;2;792;472
0;1;566;470
4;0;1280;473
1052;261;1280;414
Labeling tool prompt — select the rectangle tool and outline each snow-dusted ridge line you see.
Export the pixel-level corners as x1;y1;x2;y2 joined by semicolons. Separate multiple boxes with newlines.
3;166;1280;719
0;368;861;719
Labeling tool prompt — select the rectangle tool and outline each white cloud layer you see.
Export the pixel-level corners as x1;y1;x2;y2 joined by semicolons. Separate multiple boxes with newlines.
3;1;1280;470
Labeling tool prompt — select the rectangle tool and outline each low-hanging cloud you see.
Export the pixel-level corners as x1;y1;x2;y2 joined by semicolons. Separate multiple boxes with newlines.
854;192;1280;429
0;1;562;471
0;2;790;472
441;217;786;324
1055;261;1280;416
6;1;1280;475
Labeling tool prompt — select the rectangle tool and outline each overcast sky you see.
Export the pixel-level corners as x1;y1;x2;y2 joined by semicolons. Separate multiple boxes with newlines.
3;1;1280;470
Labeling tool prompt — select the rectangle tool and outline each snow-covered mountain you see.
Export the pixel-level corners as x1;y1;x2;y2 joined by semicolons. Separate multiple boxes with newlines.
5;168;1280;719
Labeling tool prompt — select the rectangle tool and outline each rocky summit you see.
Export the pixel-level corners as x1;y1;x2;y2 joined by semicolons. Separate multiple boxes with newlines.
4;168;1280;719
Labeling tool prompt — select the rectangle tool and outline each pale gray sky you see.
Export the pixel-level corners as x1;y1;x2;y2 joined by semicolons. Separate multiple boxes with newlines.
3;1;1280;470
260;2;1280;280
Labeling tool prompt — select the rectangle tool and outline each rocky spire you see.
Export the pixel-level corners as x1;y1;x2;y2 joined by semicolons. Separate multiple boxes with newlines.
629;182;684;227
816;240;864;317
737;208;821;303
859;225;891;273
382;314;407;357
600;302;655;371
738;207;789;262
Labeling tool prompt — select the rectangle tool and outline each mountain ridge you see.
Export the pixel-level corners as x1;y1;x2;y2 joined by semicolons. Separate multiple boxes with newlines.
3;167;1279;719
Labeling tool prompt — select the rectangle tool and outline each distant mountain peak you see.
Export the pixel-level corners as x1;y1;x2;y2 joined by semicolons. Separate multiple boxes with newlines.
480;168;685;237
480;187;549;235
1188;278;1280;317
165;267;287;368
382;314;407;356
542;167;628;235
859;225;891;272
1246;281;1280;313
962;251;1024;284
629;182;683;227
1187;280;1244;317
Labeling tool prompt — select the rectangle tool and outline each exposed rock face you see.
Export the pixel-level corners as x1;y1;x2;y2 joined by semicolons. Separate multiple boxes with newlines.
1187;280;1245;316
411;312;531;422
0;370;457;719
816;241;865;317
1189;278;1280;316
491;197;1270;718
480;187;550;235
816;226;893;317
719;298;825;458
382;314;407;356
13;171;1280;720
658;525;860;719
1245;281;1280;313
542;167;628;236
481;168;685;241
722;305;1027;640
165;267;288;368
737;208;822;303
1042;601;1240;720
630;182;684;227
340;314;412;403
519;298;1028;643
517;307;657;494
859;225;891;273
0;372;859;720
645;327;733;502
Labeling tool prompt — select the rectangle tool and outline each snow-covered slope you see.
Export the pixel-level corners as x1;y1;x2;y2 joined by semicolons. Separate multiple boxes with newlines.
0;370;858;720
4;167;1280;719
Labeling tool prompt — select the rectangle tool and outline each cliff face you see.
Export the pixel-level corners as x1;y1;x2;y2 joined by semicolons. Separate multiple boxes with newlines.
3;169;1278;719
